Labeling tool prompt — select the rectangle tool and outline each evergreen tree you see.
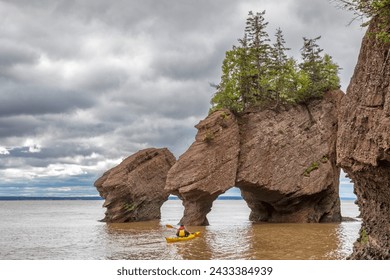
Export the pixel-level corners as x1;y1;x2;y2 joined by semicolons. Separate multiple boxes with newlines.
269;28;292;104
210;48;243;113
211;11;272;112
236;34;253;109
298;36;340;102
210;11;341;112
300;36;323;84
320;54;341;91
244;11;271;103
299;36;325;100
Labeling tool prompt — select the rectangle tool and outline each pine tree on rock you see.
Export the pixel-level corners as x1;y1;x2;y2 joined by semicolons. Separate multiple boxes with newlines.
298;36;340;102
300;36;323;85
244;11;271;103
210;10;341;113
269;28;293;105
210;48;243;113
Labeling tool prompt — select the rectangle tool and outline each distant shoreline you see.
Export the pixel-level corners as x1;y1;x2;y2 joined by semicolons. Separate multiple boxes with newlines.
0;196;104;201
0;196;356;201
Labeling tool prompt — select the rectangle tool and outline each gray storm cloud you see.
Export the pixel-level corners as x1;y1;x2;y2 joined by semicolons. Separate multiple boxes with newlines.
0;0;365;196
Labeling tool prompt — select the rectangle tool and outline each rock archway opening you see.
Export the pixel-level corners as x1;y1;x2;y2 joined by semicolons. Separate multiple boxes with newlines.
161;187;253;227
339;170;360;219
206;187;251;226
160;195;185;226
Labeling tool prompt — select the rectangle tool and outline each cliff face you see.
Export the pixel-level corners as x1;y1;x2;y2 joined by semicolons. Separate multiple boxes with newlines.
94;148;176;223
165;109;240;225
166;92;342;225
95;92;343;227
337;17;390;259
237;90;343;223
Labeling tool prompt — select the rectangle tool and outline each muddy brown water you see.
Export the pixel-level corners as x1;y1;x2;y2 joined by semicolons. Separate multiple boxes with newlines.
0;199;360;259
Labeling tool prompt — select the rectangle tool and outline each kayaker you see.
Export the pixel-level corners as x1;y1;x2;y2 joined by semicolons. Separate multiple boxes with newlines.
176;224;190;237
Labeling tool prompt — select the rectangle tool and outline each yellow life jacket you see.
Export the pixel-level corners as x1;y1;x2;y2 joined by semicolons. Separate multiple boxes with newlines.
178;229;186;237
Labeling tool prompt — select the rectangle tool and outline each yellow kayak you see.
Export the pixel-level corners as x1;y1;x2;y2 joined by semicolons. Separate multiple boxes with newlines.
165;232;201;243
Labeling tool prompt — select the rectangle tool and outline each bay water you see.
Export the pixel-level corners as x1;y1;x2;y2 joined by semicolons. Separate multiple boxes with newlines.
0;199;360;260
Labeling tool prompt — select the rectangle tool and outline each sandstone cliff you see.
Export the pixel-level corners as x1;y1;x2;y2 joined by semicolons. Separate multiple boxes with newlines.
237;90;342;223
94;148;176;223
337;16;390;259
165;109;240;225
166;92;343;225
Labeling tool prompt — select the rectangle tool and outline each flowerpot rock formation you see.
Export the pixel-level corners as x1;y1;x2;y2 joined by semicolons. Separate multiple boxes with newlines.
94;148;176;222
166;92;343;225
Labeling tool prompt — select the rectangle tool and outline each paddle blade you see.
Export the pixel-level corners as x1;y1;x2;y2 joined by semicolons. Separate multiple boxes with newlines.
166;224;174;229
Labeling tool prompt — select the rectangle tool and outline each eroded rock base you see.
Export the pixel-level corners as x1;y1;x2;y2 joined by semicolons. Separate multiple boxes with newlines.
239;183;341;223
346;166;390;259
94;148;176;223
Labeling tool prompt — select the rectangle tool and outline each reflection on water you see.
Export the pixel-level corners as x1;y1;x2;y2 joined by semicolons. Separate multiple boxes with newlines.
100;200;361;260
0;199;361;260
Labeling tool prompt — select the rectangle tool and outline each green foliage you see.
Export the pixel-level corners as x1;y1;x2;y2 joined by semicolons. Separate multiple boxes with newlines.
334;0;390;19
268;28;293;104
297;37;341;103
216;111;230;128
303;162;320;177
220;111;229;120
303;155;330;176
211;11;272;113
322;54;342;90
210;49;246;113
245;11;272;101
334;0;390;42
321;155;329;163
210;11;341;113
123;202;136;213
360;228;369;244
203;130;215;143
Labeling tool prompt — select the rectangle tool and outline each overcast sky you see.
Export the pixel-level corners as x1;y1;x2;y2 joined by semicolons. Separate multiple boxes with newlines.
0;0;363;197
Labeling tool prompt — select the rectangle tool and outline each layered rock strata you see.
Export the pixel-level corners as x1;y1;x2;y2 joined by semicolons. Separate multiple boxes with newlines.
337;17;390;259
166;93;342;225
237;91;343;223
165;109;240;225
94;148;176;223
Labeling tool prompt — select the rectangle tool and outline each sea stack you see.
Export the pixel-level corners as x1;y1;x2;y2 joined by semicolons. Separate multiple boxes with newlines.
166;91;343;225
165;109;240;225
94;148;176;223
237;90;342;223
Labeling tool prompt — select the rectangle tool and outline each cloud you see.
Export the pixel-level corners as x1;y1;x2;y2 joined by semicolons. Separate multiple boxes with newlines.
0;41;39;68
0;0;363;197
0;86;96;117
0;146;10;155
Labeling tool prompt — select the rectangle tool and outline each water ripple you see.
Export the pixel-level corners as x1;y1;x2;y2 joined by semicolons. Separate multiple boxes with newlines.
0;200;361;260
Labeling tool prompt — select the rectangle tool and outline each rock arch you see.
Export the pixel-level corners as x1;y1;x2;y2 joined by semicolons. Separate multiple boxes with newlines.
165;109;240;225
166;93;343;225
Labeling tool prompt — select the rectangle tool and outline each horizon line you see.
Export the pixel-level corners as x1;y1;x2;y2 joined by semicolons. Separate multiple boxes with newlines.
0;196;356;201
